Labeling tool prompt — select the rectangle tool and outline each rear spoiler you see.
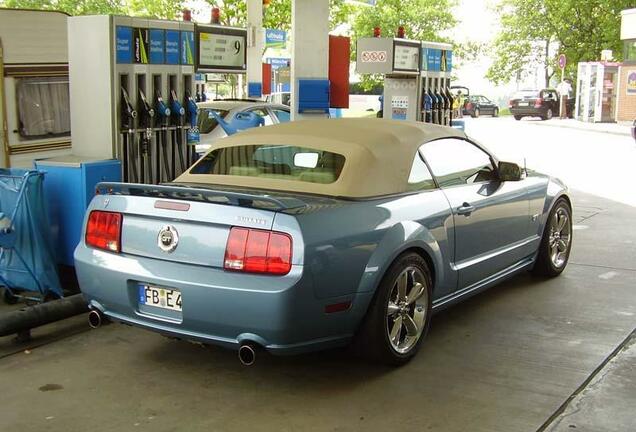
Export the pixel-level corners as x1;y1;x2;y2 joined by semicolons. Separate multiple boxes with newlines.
95;182;307;211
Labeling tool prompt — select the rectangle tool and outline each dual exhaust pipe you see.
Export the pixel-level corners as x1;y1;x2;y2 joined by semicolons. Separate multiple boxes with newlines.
88;309;260;366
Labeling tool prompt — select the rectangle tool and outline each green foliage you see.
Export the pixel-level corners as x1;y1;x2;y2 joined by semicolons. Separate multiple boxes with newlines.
0;0;183;18
487;0;634;86
206;0;353;31
350;0;458;90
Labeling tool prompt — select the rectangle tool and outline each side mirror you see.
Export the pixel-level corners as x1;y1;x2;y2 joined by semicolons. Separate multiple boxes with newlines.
498;161;523;181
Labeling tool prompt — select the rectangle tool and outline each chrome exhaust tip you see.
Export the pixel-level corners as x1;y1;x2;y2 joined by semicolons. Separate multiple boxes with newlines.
238;343;257;366
88;310;104;329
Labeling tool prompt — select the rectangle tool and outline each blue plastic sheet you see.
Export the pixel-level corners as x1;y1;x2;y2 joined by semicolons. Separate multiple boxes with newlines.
0;169;62;298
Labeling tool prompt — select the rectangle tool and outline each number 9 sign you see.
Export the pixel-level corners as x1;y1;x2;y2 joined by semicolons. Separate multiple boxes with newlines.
234;40;241;55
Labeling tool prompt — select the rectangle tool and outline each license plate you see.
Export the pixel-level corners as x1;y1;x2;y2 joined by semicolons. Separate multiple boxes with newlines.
138;284;182;312
519;102;529;106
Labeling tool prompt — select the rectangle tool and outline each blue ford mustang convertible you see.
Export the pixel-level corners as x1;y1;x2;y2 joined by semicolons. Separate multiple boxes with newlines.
75;119;572;365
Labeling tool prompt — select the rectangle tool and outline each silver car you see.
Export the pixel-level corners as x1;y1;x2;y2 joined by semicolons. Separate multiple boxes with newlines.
196;99;290;153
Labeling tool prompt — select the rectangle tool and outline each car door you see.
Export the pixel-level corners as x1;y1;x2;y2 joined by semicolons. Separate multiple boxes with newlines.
420;138;531;290
482;96;496;114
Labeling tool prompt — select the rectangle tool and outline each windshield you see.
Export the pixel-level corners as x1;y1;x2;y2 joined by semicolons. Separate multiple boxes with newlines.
197;108;229;134
189;144;346;185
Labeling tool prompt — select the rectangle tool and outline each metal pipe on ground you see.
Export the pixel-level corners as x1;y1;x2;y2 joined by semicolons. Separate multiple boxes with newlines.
0;294;88;337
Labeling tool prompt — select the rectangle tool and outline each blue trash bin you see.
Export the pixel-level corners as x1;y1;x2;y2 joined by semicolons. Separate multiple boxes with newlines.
0;169;62;301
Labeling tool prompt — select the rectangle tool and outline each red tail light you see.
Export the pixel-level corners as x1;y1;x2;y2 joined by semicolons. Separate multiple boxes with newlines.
85;211;122;253
224;227;292;275
508;100;514;108
534;98;543;108
466;102;473;110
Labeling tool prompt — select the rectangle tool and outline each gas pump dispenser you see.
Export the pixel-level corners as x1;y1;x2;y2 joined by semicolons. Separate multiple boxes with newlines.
356;35;453;126
67;15;196;184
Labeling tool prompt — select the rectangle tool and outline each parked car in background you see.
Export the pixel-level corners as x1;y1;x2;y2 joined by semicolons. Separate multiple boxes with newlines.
509;89;572;121
463;95;499;118
76;119;572;366
197;99;290;153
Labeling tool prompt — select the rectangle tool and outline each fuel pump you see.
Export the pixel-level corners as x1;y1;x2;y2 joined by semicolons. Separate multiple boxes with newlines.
429;86;439;124
154;90;171;182
120;86;137;182
440;85;449;125
445;86;454;124
170;89;186;178
137;89;155;184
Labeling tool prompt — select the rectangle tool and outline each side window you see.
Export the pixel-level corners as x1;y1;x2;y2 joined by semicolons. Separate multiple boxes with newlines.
407;152;436;191
248;108;273;125
16;76;70;140
272;108;290;123
420;138;496;187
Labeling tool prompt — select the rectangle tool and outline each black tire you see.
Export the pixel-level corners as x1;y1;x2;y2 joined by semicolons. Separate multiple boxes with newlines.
542;108;553;121
354;252;433;366
473;108;480;118
493;107;499;117
533;198;573;277
514;115;522;121
2;288;19;305
376;110;383;118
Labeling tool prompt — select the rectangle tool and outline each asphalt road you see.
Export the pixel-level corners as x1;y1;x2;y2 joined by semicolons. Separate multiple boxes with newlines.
0;117;634;432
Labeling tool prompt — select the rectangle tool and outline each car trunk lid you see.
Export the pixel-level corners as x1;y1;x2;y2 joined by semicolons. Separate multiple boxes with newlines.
92;182;307;268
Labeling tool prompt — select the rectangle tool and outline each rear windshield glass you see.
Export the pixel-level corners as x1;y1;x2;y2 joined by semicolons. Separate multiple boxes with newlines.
513;90;539;99
189;145;346;184
198;109;229;134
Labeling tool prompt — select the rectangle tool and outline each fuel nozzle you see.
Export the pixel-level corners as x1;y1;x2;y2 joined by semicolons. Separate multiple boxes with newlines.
120;87;137;130
170;89;185;121
155;91;171;120
138;89;155;139
185;90;198;128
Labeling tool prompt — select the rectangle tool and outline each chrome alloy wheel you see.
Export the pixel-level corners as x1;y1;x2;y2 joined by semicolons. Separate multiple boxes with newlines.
386;267;428;354
549;207;571;268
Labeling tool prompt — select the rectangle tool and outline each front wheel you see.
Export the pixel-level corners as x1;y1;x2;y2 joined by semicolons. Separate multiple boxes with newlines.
533;198;572;277
355;253;432;366
493;107;499;117
514;115;522;121
542;108;553;121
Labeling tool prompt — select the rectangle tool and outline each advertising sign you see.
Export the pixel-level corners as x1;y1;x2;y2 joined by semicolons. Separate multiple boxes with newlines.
133;28;149;64
165;30;180;65
628;71;636;95
265;29;286;49
181;31;195;65
196;26;247;72
116;26;133;64
266;57;290;69
393;41;420;72
149;29;165;64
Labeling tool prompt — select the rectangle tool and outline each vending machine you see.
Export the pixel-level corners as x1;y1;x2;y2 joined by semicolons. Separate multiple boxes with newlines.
575;61;620;123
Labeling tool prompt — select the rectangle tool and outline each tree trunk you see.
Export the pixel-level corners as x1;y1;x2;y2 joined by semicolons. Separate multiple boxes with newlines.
544;39;550;88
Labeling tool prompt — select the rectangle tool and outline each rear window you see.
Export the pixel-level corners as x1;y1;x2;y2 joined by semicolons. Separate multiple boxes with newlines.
189;145;346;184
512;90;539;99
198;109;229;134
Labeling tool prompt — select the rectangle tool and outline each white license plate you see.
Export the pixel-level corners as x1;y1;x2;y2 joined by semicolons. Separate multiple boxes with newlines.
138;284;182;312
518;102;529;106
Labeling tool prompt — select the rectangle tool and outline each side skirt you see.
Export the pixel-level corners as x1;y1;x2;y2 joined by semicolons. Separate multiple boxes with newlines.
432;256;535;313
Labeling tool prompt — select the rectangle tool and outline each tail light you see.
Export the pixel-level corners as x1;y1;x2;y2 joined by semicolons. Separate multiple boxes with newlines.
85;211;122;253
508;100;514;108
224;227;292;275
534;98;543;108
466;102;473;110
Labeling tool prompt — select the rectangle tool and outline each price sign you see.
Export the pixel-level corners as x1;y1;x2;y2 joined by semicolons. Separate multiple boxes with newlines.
196;26;247;72
393;41;420;72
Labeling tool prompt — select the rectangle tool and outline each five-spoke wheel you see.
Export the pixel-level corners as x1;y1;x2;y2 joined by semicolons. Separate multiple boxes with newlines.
533;198;572;276
386;267;428;354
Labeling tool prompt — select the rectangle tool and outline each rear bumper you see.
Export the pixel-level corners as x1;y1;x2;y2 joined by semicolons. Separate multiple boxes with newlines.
510;107;546;117
75;245;371;354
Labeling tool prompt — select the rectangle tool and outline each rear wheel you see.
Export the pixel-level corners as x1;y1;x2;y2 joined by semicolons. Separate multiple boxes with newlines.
542;108;553;120
493;107;499;117
355;253;432;366
533;198;572;277
514;115;522;121
473;108;480;118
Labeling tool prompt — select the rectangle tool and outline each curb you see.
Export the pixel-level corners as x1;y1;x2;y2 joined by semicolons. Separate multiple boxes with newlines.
526;119;630;137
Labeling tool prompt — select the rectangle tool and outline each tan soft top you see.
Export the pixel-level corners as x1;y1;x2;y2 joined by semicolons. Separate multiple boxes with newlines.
176;118;465;198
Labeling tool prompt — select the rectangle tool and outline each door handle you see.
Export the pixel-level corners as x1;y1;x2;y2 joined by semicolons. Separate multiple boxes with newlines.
457;202;475;216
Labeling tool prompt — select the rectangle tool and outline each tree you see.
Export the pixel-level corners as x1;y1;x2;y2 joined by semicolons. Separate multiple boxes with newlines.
205;0;353;31
487;0;634;87
350;0;458;90
0;0;184;18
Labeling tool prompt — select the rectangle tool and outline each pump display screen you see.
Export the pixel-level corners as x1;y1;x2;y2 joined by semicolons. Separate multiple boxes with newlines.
196;25;247;72
393;41;420;73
